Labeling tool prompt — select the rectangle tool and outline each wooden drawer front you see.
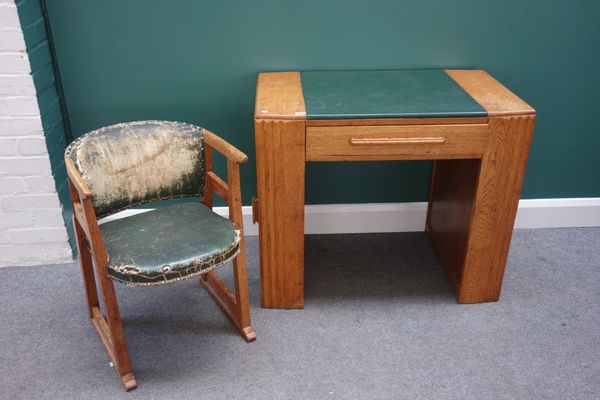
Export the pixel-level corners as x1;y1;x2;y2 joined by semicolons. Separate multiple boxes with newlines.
306;124;488;161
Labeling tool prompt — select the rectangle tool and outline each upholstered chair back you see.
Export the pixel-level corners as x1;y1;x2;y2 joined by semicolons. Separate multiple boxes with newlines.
65;120;205;218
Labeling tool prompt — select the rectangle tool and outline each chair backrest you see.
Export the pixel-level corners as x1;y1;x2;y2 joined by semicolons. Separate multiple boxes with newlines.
65;120;205;218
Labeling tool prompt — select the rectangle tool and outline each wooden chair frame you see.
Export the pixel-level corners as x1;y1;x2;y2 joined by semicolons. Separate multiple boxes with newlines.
66;129;255;391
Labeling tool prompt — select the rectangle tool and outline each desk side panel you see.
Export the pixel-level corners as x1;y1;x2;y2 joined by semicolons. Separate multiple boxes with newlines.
427;115;535;303
255;119;306;308
458;115;535;302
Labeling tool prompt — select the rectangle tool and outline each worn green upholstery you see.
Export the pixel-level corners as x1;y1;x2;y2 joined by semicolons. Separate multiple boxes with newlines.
100;203;240;286
301;70;487;119
65;120;205;218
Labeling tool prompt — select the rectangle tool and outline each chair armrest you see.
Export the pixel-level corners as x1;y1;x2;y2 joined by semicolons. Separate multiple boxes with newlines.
65;156;93;200
204;130;248;164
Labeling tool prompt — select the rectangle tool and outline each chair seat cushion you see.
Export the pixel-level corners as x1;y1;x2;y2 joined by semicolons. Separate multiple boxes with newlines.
99;202;240;286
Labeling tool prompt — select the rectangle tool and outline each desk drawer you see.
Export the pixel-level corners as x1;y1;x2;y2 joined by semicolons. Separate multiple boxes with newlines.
305;124;488;161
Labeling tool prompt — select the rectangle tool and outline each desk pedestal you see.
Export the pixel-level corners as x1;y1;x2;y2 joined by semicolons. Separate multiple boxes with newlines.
426;116;535;303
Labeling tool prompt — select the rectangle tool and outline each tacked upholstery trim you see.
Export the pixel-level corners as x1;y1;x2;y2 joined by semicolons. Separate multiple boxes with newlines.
107;229;241;286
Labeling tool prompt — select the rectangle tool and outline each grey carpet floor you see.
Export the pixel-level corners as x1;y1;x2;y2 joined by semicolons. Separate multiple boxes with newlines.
1;228;599;400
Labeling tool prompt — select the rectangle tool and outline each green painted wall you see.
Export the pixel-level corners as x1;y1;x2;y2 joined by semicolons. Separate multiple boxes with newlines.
45;0;600;205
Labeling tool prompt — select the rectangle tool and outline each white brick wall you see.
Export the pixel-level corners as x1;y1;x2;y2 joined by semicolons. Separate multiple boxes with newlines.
0;1;71;266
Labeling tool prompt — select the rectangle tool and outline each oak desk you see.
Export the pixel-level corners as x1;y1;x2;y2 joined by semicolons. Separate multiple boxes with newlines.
254;69;535;309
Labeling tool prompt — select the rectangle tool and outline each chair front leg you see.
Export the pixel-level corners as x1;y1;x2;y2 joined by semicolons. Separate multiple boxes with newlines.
201;268;256;342
92;254;137;390
227;159;254;340
230;240;255;340
76;228;137;391
68;164;137;391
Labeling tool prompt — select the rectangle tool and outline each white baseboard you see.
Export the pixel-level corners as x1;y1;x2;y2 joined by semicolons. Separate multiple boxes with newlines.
513;198;600;229
100;198;600;236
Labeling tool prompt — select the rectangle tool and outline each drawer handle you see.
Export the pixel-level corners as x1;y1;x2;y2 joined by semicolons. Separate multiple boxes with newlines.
350;137;446;145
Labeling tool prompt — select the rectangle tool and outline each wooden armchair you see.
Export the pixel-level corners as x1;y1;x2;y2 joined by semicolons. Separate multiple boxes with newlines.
65;120;255;391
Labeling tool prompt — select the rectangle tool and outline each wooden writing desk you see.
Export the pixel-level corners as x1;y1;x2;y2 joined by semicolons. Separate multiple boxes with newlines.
253;69;535;309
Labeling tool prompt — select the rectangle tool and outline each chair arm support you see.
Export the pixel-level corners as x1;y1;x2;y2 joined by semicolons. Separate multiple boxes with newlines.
204;130;248;164
226;159;245;231
206;171;229;202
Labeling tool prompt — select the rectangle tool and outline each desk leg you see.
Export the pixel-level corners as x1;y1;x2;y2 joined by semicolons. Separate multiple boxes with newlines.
255;119;306;308
426;115;535;303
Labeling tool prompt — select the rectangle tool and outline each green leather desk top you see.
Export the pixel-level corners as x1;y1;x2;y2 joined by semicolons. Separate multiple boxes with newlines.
300;70;487;119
